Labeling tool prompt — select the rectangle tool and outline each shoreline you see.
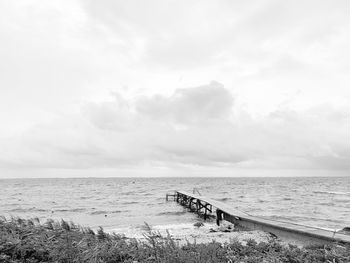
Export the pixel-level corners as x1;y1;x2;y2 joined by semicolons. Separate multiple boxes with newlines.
110;221;277;246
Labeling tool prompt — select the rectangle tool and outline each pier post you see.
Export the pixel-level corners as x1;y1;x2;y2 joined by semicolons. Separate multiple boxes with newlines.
216;209;223;226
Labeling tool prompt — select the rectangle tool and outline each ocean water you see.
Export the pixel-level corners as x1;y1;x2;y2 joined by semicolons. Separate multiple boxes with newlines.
0;177;349;233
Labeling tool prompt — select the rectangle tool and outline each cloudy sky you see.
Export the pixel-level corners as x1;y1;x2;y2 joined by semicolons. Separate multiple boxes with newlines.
1;0;350;178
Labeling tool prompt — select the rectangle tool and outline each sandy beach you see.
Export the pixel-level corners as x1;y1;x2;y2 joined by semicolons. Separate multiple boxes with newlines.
111;221;276;246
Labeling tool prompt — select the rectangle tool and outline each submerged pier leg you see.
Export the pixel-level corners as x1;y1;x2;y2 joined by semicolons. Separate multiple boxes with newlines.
216;209;223;226
189;198;193;210
204;203;210;220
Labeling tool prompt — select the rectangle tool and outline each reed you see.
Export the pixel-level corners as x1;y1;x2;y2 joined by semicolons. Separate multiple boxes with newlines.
0;216;349;262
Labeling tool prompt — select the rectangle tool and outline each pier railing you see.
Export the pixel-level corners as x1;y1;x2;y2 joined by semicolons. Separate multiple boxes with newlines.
167;190;350;246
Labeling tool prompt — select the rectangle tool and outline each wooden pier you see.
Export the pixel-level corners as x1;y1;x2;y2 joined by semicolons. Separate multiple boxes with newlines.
167;190;350;246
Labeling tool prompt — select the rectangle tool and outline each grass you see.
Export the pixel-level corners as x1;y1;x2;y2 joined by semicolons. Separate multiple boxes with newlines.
0;217;349;263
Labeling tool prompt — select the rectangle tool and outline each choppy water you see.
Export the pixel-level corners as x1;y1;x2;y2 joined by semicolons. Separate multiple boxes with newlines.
0;177;349;233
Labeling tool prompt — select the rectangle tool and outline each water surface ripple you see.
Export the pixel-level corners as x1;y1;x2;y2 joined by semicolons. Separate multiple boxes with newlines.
0;177;349;231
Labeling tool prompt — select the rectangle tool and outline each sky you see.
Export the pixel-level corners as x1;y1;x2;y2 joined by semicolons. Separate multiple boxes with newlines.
1;0;350;178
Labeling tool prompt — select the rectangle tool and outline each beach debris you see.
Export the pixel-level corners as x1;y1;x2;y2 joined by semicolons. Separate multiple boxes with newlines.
338;227;350;235
218;222;235;232
193;222;204;228
209;222;235;233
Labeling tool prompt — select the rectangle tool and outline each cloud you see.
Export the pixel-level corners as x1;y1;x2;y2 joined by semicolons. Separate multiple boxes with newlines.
136;81;234;124
1;81;350;173
1;0;350;134
1;1;350;176
82;93;133;131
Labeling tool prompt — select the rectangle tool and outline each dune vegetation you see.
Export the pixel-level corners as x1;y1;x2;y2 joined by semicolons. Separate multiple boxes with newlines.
0;217;349;263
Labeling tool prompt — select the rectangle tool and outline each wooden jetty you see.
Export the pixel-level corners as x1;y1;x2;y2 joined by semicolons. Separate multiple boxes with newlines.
167;190;350;246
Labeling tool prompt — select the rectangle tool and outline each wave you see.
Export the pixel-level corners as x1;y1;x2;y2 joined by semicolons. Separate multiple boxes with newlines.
157;211;187;216
268;215;345;224
123;201;139;205
313;191;350;195
7;207;49;213
90;210;123;215
333;198;350;203
217;197;231;202
54;208;86;213
318;202;335;206
122;191;137;196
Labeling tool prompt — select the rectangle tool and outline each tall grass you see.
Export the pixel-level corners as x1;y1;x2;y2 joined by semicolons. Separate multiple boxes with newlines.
0;216;349;262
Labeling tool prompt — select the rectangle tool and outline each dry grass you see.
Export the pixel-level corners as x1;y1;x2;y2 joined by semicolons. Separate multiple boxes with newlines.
0;216;349;263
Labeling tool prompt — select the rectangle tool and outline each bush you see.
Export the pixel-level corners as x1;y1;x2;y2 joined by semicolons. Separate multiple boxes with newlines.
0;217;349;263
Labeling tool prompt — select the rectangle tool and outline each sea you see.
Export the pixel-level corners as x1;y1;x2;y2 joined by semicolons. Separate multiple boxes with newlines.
1;177;349;235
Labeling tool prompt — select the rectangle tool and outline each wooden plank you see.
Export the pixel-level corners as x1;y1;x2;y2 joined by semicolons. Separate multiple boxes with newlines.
175;190;350;245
